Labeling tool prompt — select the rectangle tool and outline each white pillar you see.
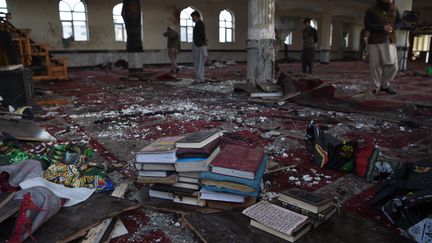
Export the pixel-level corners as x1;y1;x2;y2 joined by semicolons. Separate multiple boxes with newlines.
395;0;413;72
247;0;276;85
320;0;333;63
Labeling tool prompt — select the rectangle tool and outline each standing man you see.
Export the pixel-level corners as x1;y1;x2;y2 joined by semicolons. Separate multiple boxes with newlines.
163;26;180;74
191;11;206;81
302;18;318;74
364;0;402;95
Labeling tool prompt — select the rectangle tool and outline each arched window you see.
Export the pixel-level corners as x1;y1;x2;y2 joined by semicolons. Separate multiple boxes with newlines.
284;32;293;45
180;7;196;43
343;32;349;48
113;3;126;42
59;0;89;41
311;19;318;30
0;0;7;14
219;10;234;43
329;24;333;47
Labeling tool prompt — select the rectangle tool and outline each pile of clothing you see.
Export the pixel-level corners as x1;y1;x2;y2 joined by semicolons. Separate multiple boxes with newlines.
0;134;115;242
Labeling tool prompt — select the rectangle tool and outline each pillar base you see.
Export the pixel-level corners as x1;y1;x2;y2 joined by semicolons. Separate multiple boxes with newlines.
247;39;275;84
127;52;143;71
320;50;331;64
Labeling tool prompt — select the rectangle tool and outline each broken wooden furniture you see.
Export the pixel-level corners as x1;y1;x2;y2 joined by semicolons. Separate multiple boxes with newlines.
0;13;68;81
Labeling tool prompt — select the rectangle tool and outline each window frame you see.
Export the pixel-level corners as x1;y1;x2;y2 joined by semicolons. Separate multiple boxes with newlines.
59;0;89;41
113;3;127;42
284;32;293;46
219;9;234;43
180;7;197;43
0;0;7;14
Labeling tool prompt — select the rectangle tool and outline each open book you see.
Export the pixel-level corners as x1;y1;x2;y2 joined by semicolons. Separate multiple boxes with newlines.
242;201;310;237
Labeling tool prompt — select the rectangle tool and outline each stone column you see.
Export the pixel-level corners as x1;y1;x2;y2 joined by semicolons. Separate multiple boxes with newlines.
395;0;413;72
247;0;276;85
320;0;333;64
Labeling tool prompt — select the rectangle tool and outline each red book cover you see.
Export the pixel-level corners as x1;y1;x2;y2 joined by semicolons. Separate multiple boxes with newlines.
210;145;265;177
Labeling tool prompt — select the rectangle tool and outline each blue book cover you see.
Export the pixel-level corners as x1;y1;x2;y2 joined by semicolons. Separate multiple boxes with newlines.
200;156;267;196
202;185;259;197
176;157;207;163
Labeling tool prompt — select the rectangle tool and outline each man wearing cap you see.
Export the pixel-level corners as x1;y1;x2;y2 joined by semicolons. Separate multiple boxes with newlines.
302;18;318;74
364;0;402;95
191;10;207;81
163;26;180;74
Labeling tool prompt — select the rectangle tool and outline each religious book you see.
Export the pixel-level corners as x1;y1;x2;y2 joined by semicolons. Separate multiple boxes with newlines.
138;170;172;178
199;188;245;203
175;130;221;149
178;176;199;184
150;184;199;197
178;171;202;179
136;173;178;185
175;147;220;172
148;189;174;201
200;156;268;197
278;188;333;214
173;195;206;207
135;136;184;163
210;145;265;180
176;138;221;158
278;201;337;227
206;196;257;210
172;182;200;190
140;163;176;171
243;201;311;242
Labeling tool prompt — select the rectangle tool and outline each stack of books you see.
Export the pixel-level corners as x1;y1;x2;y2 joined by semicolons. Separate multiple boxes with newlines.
135;136;183;185
243;201;312;242
199;144;267;208
148;130;222;207
277;188;337;228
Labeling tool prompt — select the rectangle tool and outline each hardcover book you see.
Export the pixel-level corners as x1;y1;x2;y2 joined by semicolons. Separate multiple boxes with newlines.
175;130;221;149
278;188;333;214
243;201;311;242
138;163;176;171
138;170;173;178
136;136;184;163
199;188;245;203
175;147;220;172
200;156;268;197
173;195;206;207
136;173;178;185
176;138;221;158
150;184;199;196
210;145;265;180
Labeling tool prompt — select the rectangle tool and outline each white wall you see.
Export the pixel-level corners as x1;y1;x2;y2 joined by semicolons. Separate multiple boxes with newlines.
7;0;248;51
5;0;365;66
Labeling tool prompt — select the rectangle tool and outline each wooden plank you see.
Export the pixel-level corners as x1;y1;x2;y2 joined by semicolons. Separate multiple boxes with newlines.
0;192;17;208
0;198;20;224
27;194;140;243
183;211;285;243
0;118;56;142
81;183;129;243
183;210;410;243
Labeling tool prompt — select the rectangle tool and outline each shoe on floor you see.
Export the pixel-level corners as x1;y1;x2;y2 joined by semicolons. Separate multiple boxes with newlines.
380;86;397;95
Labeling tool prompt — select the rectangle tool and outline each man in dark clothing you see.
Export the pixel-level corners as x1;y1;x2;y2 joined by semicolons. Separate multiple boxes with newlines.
163;26;180;74
364;0;402;95
191;11;206;81
302;18;318;74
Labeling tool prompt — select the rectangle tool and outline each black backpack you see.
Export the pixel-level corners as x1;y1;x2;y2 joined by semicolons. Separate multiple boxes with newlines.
371;161;432;229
